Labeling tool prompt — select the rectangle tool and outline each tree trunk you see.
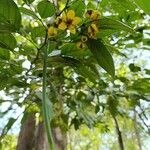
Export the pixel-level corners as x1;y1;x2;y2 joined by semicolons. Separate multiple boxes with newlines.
52;127;67;150
35;121;49;150
35;121;67;150
16;113;36;150
17;117;67;150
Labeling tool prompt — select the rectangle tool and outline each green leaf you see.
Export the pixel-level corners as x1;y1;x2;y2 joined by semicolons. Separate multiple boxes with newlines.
98;17;134;33
23;0;35;4
107;96;118;116
127;78;150;94
62;56;99;82
0;118;16;140
106;44;127;57
37;1;55;18
87;39;115;77
0;0;21;31
87;1;96;9
0;24;16;33
0;33;17;50
61;43;91;58
70;0;85;17
97;29;118;37
74;64;98;83
0;48;10;60
36;91;54;120
0;69;10;90
48;56;99;83
145;69;150;75
71;117;80;130
129;63;141;72
31;26;46;39
19;7;39;20
115;0;136;10
134;0;150;15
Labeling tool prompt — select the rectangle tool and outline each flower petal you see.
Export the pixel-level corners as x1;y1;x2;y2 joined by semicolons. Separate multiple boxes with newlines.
88;26;92;33
58;22;67;30
62;13;67;21
76;42;86;49
91;10;100;20
72;17;81;25
91;23;99;33
69;26;76;34
85;10;93;18
70;29;76;34
81;36;87;42
55;17;62;25
67;10;75;19
48;27;57;37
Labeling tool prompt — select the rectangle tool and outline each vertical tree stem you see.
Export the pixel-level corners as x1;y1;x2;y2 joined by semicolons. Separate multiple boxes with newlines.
113;116;124;150
43;40;55;150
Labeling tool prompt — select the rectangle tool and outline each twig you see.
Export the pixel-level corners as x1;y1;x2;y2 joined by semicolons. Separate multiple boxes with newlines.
135;109;150;130
139;105;149;121
112;116;125;150
134;109;142;150
27;3;46;28
25;33;48;77
57;0;70;16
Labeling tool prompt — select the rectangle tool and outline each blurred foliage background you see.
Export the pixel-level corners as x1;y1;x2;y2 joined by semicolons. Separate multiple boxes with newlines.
0;0;150;149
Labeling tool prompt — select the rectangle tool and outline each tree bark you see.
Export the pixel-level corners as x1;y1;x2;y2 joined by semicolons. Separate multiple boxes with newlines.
35;121;67;150
35;121;49;150
52;127;67;150
16;113;36;150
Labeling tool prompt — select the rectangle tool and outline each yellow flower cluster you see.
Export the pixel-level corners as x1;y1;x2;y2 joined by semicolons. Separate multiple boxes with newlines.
85;10;101;21
88;23;99;39
48;26;57;37
76;9;101;49
48;10;81;37
47;9;101;51
76;36;87;49
86;9;100;39
55;10;81;34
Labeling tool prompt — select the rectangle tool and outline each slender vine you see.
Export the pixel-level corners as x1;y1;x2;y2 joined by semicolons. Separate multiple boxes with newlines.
42;40;55;150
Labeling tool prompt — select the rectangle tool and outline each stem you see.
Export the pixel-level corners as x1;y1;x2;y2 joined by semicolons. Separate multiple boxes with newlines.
42;40;55;150
113;116;124;150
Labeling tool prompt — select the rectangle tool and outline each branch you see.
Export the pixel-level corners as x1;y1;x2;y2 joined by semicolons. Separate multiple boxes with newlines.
138;113;150;130
27;3;46;28
139;105;149;121
134;109;142;150
135;109;150;131
25;33;48;77
57;0;70;16
112;116;125;150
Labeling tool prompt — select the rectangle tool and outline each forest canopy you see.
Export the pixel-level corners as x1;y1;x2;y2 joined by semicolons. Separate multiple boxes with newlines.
0;0;150;149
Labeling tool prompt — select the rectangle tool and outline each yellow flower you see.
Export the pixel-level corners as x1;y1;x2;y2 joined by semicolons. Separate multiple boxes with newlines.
88;23;99;39
85;10;101;20
48;26;57;37
85;10;93;18
56;10;81;34
76;41;86;49
91;10;101;20
81;36;88;42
